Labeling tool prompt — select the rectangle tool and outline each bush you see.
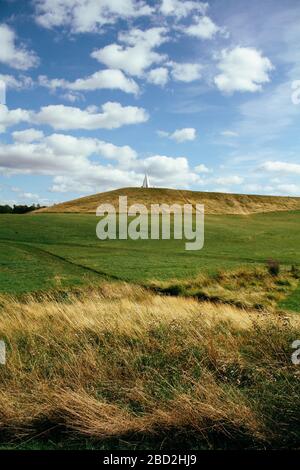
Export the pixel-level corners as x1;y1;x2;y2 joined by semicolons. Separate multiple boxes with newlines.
267;259;280;277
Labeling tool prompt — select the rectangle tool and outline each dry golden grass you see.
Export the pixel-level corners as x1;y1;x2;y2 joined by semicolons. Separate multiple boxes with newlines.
35;187;300;215
0;284;299;448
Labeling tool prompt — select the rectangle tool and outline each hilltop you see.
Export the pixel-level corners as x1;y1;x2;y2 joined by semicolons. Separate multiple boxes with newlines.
36;187;300;215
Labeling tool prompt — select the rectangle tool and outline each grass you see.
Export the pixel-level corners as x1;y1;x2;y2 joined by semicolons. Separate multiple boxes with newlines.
0;208;300;449
280;285;300;312
0;284;300;450
0;241;100;293
0;212;299;305
36;187;300;215
150;266;300;311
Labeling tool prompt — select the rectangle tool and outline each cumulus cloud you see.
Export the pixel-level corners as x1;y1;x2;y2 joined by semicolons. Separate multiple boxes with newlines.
195;163;211;173
0;105;31;133
12;128;45;143
214;47;274;93
1;102;148;132
213;175;244;185
0;131;200;193
0;133;137;176
34;0;153;33
259;161;300;175
33;102;149;130
38;69;139;95
184;16;221;39
51;153;200;192
2;186;51;205
160;0;208;19
142;155;200;187
91;27;168;77
147;67;169;86
0;24;39;70
59;91;83;103
158;127;197;142
170;62;202;82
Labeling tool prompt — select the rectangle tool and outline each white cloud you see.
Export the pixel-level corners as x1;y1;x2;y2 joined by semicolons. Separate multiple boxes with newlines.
1;188;51;206
91;27;168;77
0;133;137;175
12;128;45;143
170;62;202;82
160;0;208;19
38;69;139;95
221;130;239;137
0;132;200;193
34;0;153;33
147;67;169;86
0;74;34;90
1;101;148;132
45;133;137;163
213;175;244;185
59;91;83;103
0;24;39;70
142;155;200;187
214;47;274;93
50;153;200;192
184;16;220;39
0;105;31;133
172;128;197;142
159;127;197;142
259;161;300;175
195;163;211;173
276;184;300;196
33;102;149;130
22;192;41;200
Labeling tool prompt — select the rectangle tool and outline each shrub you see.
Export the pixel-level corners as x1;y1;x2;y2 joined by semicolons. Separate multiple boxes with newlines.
266;259;280;277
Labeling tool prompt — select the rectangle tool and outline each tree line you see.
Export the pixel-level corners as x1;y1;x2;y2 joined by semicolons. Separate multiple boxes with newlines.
0;204;45;214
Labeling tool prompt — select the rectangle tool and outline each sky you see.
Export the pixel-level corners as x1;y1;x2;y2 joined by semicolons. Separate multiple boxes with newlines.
0;0;300;206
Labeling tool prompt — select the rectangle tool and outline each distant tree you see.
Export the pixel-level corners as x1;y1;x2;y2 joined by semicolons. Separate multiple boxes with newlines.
0;204;46;214
0;205;12;214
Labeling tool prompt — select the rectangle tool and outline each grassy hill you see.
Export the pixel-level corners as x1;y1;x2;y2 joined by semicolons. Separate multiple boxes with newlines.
35;187;300;215
1;192;300;450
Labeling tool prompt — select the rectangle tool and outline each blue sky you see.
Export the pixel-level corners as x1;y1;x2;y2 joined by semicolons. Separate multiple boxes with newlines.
0;0;300;206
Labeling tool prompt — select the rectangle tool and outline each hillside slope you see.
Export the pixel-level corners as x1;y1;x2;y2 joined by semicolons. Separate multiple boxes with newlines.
36;187;300;215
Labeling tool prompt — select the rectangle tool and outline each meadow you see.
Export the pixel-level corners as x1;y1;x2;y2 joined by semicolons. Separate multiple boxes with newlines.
0;211;299;301
0;210;300;450
0;285;300;450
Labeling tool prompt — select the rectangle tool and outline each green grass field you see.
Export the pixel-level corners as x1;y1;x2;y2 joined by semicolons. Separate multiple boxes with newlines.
1;210;300;449
0;211;299;304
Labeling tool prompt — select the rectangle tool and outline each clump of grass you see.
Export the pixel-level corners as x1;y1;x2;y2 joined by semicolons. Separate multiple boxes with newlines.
0;285;300;449
150;266;299;311
291;265;300;279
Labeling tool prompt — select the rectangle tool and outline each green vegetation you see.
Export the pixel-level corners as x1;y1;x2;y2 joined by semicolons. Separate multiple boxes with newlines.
0;208;300;450
150;266;299;311
0;212;299;311
0;204;45;214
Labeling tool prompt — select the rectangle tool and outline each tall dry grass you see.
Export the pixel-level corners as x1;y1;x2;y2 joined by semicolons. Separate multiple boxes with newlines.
0;283;299;448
